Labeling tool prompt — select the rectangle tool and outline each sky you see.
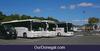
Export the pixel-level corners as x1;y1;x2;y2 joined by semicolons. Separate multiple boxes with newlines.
0;0;100;25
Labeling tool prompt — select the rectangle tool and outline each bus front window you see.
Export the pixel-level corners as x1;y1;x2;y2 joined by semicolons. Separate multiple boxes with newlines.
32;22;46;31
3;25;15;30
48;23;56;31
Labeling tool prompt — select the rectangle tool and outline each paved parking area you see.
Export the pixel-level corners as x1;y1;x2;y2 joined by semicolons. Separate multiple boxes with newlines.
0;35;100;45
0;31;100;45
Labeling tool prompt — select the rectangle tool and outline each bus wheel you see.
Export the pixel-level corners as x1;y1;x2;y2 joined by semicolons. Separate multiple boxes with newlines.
57;32;61;36
23;32;27;38
4;35;9;39
13;35;17;39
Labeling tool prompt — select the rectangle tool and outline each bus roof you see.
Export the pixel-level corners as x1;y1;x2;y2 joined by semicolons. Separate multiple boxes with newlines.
1;19;56;24
1;19;42;24
41;20;56;23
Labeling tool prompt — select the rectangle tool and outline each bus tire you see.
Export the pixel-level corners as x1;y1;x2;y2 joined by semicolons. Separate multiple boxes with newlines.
4;35;9;39
23;32;27;38
57;32;61;36
13;35;17;39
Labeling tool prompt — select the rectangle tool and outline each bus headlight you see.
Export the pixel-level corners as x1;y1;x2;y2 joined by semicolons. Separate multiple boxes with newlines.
12;32;15;34
7;32;10;34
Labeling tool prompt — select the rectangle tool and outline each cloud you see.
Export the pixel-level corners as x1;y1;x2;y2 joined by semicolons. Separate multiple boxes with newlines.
60;5;76;10
77;2;100;8
60;2;99;10
69;2;95;9
69;5;76;9
78;2;94;7
60;5;66;9
33;8;41;13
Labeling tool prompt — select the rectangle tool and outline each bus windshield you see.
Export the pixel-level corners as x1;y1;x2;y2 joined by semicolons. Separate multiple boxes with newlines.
48;23;56;31
58;23;73;32
3;25;15;30
32;22;46;31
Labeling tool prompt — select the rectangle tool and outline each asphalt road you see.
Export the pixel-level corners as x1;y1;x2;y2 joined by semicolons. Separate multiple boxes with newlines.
0;34;100;45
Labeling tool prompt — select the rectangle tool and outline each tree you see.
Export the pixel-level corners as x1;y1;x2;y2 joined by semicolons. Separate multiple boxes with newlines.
47;16;59;22
88;17;99;24
21;15;32;20
9;14;20;20
0;11;6;22
32;16;45;20
0;11;60;23
0;11;3;16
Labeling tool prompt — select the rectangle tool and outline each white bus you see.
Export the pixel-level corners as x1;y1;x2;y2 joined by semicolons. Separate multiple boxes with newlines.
2;19;57;38
41;20;57;37
56;22;74;36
